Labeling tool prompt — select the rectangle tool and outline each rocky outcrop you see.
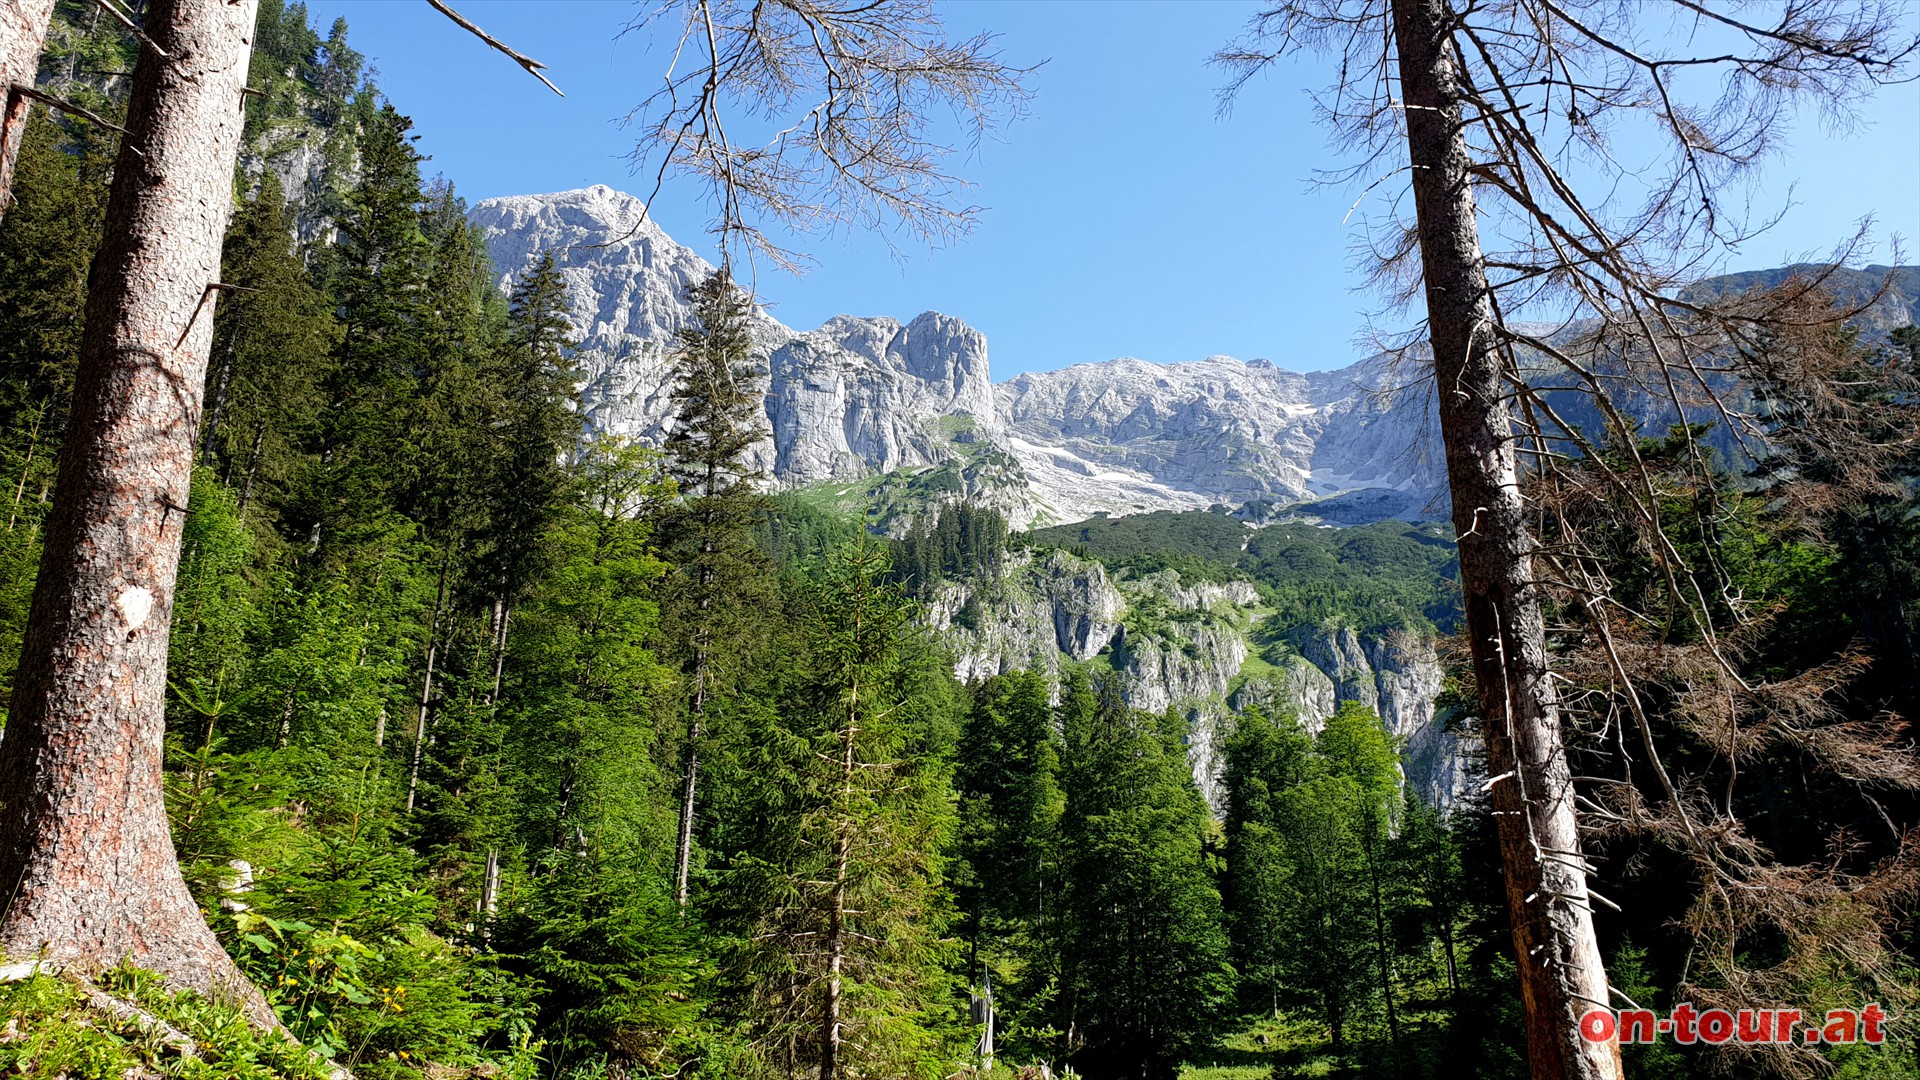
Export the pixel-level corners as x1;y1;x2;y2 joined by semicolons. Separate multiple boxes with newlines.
470;188;1006;502
1114;624;1249;715
926;551;1470;815
765;312;1001;482
1232;620;1468;811
1228;656;1336;727
995;354;1449;524
470;186;1463;528
922;550;1124;683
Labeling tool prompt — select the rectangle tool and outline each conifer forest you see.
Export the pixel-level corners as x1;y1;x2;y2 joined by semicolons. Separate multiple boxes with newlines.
0;2;1917;1079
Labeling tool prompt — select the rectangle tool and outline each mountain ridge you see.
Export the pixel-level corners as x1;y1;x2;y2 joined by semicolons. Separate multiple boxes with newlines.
471;185;1915;530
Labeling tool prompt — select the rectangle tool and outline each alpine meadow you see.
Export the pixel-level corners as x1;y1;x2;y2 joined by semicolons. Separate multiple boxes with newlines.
3;2;1920;1079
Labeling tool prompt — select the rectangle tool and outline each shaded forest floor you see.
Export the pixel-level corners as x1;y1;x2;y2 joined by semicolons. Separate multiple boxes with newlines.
1180;1013;1326;1079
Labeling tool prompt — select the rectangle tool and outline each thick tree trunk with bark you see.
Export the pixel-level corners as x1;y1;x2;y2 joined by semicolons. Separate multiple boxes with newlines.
0;0;267;1025
1388;1;1620;1077
0;0;55;218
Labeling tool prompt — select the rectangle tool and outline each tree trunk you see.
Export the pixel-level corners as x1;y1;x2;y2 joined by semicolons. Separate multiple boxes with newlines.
235;419;264;512
0;0;54;220
484;597;509;708
1388;1;1620;1077
1361;826;1400;1049
819;689;857;1080
672;536;717;908
0;0;266;1025
405;547;456;813
672;700;701;905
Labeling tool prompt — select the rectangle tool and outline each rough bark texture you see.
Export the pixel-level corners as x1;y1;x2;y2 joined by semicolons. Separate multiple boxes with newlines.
0;0;56;219
1388;1;1621;1077
0;0;267;1026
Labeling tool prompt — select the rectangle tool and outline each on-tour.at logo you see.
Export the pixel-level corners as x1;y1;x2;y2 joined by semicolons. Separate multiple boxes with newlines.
1579;1004;1889;1045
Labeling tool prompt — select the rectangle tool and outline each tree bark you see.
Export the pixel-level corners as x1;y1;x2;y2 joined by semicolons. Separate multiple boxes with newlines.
0;0;54;220
1387;1;1620;1077
0;0;267;1025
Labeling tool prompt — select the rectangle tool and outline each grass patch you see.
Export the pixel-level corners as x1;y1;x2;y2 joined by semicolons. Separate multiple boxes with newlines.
0;965;330;1079
1181;1011;1360;1080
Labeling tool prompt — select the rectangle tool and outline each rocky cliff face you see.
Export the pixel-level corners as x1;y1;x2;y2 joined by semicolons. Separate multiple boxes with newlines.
923;547;1466;814
994;355;1450;523
1227;621;1465;811
922;550;1124;683
470;187;1453;528
470;187;1011;501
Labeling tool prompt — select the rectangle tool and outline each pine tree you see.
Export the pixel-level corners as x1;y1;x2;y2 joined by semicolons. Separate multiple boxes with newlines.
1053;680;1233;1079
201;172;335;527
727;544;961;1080
663;268;772;907
954;668;1063;1046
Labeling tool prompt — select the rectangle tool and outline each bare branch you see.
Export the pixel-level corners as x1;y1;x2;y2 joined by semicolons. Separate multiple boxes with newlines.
424;0;564;97
621;0;1033;273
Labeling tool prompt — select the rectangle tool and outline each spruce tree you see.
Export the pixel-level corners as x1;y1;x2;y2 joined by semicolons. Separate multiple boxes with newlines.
1221;703;1314;1018
0;109;112;440
473;250;582;693
201;173;335;527
663;268;772;907
296;102;429;563
954;668;1063;1048
1053;680;1233;1079
1226;701;1404;1055
727;544;961;1080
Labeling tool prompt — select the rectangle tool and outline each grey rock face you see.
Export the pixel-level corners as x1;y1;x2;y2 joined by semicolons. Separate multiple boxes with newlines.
470;186;1457;526
923;550;1125;683
995;354;1449;524
1042;551;1126;659
469;188;1003;496
1114;623;1249;716
1228;656;1337;728
765;312;1000;482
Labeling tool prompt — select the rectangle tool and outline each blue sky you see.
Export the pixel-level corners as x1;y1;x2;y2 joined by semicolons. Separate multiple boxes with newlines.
309;0;1919;378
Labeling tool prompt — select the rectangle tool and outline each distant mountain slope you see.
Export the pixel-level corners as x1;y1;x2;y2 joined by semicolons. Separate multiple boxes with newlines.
1684;263;1920;332
471;187;1007;508
473;186;1914;529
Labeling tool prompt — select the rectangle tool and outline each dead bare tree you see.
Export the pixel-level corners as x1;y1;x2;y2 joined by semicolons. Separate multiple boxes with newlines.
0;0;269;1023
1218;2;1918;1077
0;0;55;218
620;0;1032;273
